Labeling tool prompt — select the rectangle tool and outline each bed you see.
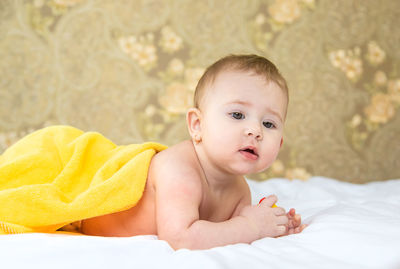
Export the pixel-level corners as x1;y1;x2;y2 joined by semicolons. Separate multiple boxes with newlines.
1;176;399;269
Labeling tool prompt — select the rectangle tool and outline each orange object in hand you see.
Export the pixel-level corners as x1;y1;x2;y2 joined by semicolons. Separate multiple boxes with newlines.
258;197;277;208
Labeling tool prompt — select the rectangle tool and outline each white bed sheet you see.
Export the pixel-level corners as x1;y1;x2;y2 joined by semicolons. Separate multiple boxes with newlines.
1;177;399;269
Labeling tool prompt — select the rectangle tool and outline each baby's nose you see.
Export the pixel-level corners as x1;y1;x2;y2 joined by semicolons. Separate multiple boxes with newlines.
245;127;262;140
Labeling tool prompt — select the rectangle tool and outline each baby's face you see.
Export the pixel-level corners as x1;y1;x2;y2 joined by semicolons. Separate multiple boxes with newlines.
199;70;287;175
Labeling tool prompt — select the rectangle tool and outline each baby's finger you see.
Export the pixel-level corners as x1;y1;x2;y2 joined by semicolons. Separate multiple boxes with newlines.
260;195;277;207
294;224;307;234
287;228;295;235
276;225;288;236
277;215;289;225
273;206;286;216
287;215;301;228
287;208;296;217
294;214;302;225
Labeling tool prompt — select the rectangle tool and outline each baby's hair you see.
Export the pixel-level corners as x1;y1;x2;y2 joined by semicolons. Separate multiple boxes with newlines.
193;54;289;109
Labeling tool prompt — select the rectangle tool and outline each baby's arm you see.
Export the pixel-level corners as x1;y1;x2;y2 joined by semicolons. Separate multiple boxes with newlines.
151;160;288;250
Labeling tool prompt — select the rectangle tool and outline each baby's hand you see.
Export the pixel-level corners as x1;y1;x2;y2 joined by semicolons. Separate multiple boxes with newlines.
239;195;289;239
284;208;307;235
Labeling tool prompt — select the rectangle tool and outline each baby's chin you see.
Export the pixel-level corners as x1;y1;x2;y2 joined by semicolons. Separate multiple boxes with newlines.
230;165;268;176
218;155;271;175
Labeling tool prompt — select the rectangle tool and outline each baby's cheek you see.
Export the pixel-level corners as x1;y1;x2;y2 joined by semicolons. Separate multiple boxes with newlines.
260;144;281;168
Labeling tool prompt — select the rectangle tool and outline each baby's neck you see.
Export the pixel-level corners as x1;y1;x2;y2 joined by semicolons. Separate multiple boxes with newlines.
191;141;242;190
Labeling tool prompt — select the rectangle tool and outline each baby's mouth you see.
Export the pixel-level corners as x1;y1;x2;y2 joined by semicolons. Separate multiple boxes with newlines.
239;147;259;160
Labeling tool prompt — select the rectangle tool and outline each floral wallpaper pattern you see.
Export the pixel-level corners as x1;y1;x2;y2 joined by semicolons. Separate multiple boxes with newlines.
0;0;399;183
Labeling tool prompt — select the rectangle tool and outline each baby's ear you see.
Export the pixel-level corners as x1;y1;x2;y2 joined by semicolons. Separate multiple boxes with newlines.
186;108;202;139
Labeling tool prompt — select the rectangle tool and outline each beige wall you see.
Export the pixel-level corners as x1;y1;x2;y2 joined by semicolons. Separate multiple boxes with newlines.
1;0;399;183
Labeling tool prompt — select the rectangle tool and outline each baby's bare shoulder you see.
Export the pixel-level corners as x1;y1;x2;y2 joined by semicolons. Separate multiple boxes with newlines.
149;140;201;181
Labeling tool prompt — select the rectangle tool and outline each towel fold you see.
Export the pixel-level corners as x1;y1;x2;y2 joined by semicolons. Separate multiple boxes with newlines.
0;126;166;234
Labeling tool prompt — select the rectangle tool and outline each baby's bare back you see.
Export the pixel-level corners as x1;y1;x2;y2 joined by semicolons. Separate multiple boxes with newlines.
80;141;197;236
81;140;245;236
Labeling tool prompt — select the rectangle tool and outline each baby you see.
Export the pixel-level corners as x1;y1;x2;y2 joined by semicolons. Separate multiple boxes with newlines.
81;54;305;249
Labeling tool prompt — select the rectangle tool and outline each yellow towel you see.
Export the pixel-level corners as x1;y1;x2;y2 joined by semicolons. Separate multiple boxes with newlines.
0;125;166;234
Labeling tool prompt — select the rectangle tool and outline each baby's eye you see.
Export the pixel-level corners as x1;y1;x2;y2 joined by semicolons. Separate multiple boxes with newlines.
231;112;245;120
263;121;275;129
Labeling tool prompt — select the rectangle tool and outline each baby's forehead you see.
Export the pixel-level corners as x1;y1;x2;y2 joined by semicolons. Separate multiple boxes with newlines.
199;70;287;115
207;69;271;95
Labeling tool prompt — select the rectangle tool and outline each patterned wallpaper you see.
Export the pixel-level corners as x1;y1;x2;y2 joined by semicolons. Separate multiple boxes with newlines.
1;0;399;183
